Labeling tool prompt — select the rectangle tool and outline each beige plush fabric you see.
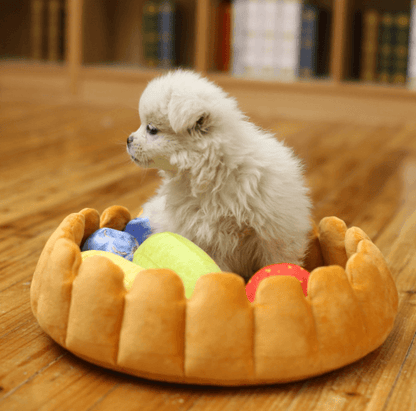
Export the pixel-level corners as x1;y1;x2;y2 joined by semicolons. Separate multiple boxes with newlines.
30;206;399;386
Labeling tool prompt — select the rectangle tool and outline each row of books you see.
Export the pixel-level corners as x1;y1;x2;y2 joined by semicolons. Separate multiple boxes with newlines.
142;0;331;80
29;0;416;87
142;0;176;69
31;0;66;62
231;0;331;80
141;0;416;87
360;10;410;84
142;0;229;70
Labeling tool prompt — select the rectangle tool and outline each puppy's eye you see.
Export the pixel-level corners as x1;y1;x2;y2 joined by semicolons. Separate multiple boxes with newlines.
146;124;158;135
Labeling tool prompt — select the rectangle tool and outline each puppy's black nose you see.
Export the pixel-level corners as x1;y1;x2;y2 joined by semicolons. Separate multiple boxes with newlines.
127;135;134;145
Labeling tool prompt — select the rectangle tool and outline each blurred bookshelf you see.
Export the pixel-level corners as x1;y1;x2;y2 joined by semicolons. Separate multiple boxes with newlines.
2;0;416;105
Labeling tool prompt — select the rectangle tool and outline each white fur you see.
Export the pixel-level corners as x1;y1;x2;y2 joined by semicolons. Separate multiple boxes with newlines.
127;70;312;281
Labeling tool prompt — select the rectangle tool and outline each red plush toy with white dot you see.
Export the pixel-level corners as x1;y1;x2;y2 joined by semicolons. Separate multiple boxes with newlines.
246;263;310;302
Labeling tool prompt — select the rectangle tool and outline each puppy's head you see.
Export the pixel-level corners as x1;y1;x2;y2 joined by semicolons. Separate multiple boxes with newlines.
127;70;242;183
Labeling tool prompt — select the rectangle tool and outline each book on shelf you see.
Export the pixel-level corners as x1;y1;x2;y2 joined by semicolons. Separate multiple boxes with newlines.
231;0;285;79
360;9;380;82
243;0;266;78
299;3;318;79
263;0;284;79
369;11;411;84
280;0;303;82
377;12;394;83
356;9;411;85
142;0;160;68
31;0;46;60
159;0;176;69
408;0;416;88
231;0;248;76
216;0;231;72
391;13;410;84
142;0;176;69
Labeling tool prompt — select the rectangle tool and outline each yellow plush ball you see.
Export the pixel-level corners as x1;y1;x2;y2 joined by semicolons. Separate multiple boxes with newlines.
133;232;221;298
81;250;144;290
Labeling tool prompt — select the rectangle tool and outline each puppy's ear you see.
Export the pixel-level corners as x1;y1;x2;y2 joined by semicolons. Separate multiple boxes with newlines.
168;94;210;134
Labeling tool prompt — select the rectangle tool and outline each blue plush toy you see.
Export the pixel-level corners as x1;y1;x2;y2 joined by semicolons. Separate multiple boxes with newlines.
124;217;152;245
82;217;153;261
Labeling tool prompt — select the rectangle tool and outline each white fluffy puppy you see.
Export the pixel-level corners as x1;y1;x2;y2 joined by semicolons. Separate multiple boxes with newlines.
127;70;312;282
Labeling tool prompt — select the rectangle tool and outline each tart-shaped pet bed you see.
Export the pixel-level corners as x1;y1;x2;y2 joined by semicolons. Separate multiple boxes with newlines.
30;206;399;386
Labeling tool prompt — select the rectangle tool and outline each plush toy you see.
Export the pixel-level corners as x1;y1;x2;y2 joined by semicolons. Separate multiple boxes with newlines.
99;205;131;231
81;250;145;289
82;207;152;261
246;263;310;302
124;217;152;245
81;227;139;261
133;232;222;298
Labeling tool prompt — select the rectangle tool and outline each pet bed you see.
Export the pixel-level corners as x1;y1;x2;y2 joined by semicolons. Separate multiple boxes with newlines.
30;206;399;386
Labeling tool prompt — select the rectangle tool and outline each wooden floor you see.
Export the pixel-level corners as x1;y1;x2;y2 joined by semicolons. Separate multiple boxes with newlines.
0;91;415;411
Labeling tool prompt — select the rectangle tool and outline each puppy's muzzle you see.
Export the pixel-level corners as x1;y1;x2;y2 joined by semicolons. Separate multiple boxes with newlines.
127;135;134;146
126;134;138;160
